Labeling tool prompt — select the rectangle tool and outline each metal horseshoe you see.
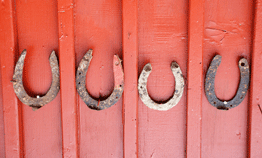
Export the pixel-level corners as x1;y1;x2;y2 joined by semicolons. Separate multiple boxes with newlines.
205;55;250;110
12;50;60;111
76;49;124;110
138;62;185;111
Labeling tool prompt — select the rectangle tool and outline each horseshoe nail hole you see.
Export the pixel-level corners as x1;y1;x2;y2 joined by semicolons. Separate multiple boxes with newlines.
213;101;216;104
144;65;152;72
230;105;233;107
79;72;81;75
140;86;143;89
241;62;245;66
116;96;118;99
240;96;243;99
78;82;81;84
120;85;122;87
171;62;179;69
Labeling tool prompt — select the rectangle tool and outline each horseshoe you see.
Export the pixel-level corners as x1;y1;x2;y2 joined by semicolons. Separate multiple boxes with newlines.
138;62;185;111
12;50;60;111
76;49;124;110
205;55;250;110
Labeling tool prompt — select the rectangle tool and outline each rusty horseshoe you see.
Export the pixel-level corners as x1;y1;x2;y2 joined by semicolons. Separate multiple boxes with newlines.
138;62;185;111
12;50;60;110
205;55;250;110
76;49;124;110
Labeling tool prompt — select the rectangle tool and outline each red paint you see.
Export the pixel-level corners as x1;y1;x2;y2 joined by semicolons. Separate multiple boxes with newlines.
0;0;22;157
202;0;253;157
138;0;188;157
187;0;204;157
74;0;123;157
15;0;62;157
123;0;138;157
1;0;262;157
57;0;78;157
0;63;4;157
249;0;262;157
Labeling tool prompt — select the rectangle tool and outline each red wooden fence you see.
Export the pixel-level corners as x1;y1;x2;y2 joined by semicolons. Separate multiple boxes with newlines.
0;0;262;157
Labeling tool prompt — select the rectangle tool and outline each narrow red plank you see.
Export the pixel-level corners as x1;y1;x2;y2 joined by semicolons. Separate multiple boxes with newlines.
187;0;204;157
0;62;5;157
57;0;78;157
0;0;22;157
122;0;138;157
249;0;262;157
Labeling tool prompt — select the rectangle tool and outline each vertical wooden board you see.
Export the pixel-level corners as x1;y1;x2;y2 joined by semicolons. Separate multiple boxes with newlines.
122;0;138;157
74;0;123;157
202;0;253;157
137;0;188;157
0;64;5;157
0;0;22;157
249;0;262;157
57;0;78;157
186;0;204;157
15;0;62;157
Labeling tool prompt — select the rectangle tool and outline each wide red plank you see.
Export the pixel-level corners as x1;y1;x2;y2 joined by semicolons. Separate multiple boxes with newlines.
74;0;123;157
15;0;62;157
249;0;262;157
187;0;204;157
138;0;188;157
57;0;78;157
0;0;22;157
202;0;253;157
122;0;138;157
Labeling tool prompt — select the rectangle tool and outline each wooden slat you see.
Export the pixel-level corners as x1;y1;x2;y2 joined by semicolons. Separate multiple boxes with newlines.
0;0;22;157
187;0;204;157
0;62;4;157
137;0;188;157
57;0;78;157
201;0;252;157
74;0;123;157
249;0;262;157
122;0;138;157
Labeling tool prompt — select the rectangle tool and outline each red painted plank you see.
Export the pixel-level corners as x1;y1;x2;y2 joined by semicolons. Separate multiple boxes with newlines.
137;0;187;157
122;0;138;157
187;0;204;157
0;0;22;157
201;0;253;157
249;0;262;157
74;0;123;157
0;62;5;157
57;0;78;157
15;0;62;157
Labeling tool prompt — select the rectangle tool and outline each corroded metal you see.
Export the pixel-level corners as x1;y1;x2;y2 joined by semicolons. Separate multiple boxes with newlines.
205;55;250;110
12;50;60;111
76;49;124;110
138;62;185;111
